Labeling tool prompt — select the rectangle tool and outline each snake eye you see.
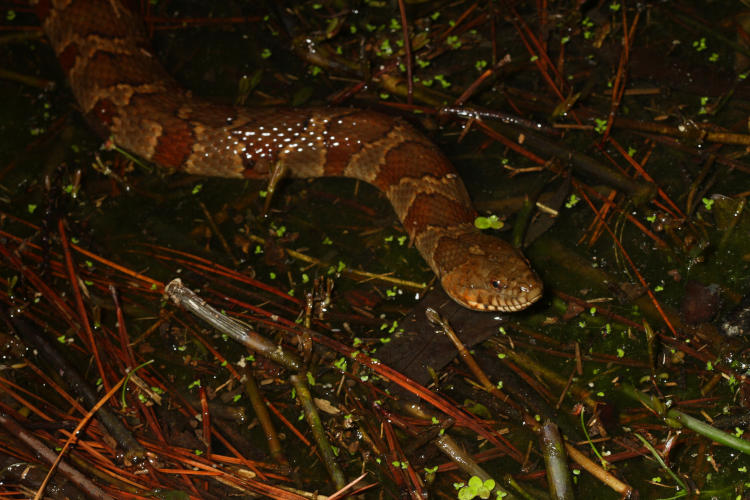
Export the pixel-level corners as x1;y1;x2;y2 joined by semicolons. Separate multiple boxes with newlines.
491;279;504;290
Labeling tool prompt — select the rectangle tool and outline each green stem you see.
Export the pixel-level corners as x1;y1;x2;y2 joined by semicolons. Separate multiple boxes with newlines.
622;384;750;456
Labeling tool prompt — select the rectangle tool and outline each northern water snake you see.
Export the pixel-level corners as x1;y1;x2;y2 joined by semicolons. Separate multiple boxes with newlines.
34;0;543;312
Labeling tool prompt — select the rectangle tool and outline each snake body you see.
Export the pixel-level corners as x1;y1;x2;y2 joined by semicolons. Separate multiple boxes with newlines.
35;0;542;312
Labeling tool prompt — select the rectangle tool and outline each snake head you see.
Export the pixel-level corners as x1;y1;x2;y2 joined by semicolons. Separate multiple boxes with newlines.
439;234;542;312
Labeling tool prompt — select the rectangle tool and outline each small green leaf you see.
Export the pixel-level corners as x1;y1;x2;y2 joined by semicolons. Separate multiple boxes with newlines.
334;358;347;371
565;194;580;208
594;118;607;134
446;35;461;49
474;215;503;230
468;476;483;489
434;74;451;88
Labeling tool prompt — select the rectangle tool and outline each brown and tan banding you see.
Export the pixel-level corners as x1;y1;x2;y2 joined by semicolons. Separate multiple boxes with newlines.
34;0;543;312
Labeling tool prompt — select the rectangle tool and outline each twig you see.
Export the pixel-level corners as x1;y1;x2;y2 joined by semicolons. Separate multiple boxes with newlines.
245;233;428;291
5;308;147;463
563;443;632;496
432;434;517;500
243;368;289;467
165;278;302;370
0;412;116;500
540;420;574;500
289;374;347;490
623;384;750;455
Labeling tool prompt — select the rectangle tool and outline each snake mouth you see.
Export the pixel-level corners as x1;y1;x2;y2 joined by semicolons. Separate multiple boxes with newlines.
459;286;543;312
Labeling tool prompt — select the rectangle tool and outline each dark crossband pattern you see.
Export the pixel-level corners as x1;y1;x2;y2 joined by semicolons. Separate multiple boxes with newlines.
35;0;543;312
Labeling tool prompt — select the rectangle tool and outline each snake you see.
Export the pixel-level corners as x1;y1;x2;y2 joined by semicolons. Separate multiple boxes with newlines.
34;0;542;312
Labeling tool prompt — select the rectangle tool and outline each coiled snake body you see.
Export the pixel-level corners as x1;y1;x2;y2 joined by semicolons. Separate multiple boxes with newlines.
35;0;542;312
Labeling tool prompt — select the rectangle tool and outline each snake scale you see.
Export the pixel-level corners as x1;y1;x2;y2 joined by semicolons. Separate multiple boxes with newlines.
34;0;542;312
